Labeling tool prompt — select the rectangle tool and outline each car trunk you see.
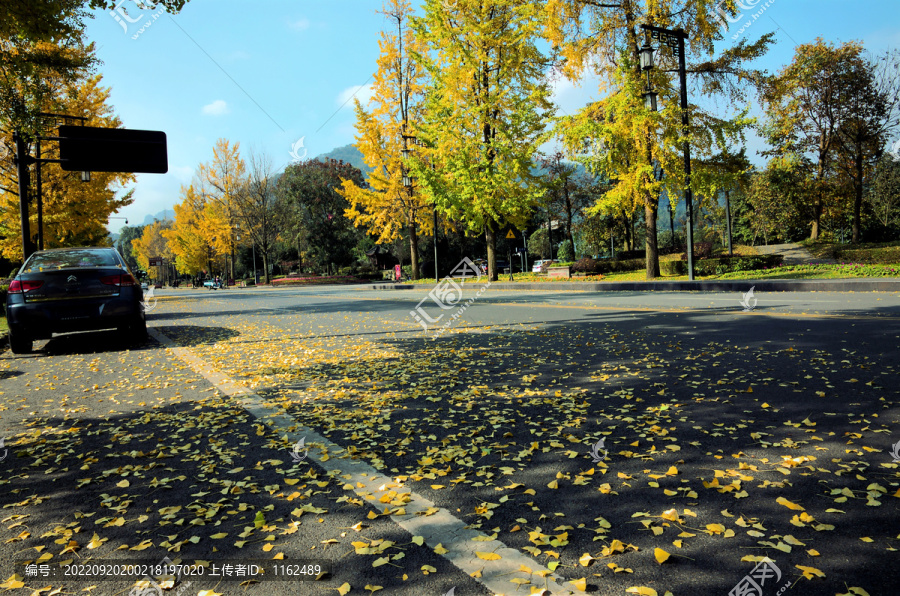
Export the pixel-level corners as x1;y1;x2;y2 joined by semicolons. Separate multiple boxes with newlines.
20;268;126;303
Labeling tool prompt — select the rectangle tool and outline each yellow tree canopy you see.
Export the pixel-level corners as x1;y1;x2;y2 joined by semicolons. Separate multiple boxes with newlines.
339;0;434;244
197;138;245;254
0;73;135;261
132;220;174;280
411;0;554;236
164;184;210;275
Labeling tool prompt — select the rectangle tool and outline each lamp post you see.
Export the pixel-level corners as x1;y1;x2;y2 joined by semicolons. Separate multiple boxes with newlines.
401;128;436;280
639;24;695;281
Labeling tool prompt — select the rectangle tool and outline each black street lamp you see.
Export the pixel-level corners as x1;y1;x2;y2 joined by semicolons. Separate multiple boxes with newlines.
639;24;695;281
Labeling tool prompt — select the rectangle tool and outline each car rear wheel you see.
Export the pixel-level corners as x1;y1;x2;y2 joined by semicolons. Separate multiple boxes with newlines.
7;327;32;354
118;315;148;345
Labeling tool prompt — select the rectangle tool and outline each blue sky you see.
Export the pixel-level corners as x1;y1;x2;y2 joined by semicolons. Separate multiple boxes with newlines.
87;0;900;231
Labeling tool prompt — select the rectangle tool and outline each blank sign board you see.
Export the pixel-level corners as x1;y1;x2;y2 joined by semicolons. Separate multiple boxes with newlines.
58;126;168;173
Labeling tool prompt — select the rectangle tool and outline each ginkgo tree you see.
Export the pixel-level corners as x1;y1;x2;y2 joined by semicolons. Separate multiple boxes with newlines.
411;0;554;281
0;73;134;261
132;219;174;280
198;138;246;280
339;0;434;280
164;184;212;276
545;0;771;278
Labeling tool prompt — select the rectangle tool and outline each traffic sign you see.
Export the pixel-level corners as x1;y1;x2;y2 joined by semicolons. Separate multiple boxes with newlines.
506;229;516;239
58;125;168;173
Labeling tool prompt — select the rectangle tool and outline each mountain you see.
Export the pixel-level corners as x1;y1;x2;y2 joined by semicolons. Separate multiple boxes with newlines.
141;209;174;226
314;144;373;174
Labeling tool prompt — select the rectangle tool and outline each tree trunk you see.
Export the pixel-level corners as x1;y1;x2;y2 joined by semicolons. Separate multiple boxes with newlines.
485;222;498;282
408;223;420;280
669;199;676;253
262;252;270;285
644;196;660;279
852;151;863;243
725;190;733;255
546;211;553;259
563;181;574;249
810;197;823;240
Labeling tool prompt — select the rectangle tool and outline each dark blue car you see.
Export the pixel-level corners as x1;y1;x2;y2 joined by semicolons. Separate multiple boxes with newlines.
5;247;147;354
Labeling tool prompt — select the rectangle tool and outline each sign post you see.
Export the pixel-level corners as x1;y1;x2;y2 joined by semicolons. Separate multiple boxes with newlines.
506;229;516;281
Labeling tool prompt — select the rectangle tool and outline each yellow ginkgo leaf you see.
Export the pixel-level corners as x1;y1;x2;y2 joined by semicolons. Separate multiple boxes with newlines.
434;544;449;554
578;553;594;566
776;497;805;511
476;551;501;561
336;582;351;595
654;548;670;564
116;479;130;488
569;578;588;591
411;536;424;546
796;565;825;580
625;588;658;596
0;574;24;590
364;585;383;593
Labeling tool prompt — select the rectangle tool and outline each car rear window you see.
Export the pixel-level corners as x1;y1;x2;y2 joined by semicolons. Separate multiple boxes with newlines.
22;249;121;273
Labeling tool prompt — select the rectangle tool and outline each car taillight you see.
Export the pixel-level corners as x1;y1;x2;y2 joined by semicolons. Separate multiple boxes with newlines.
8;279;43;294
100;274;137;286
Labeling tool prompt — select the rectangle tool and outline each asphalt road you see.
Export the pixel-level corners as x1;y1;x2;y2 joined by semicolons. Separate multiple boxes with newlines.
1;283;898;596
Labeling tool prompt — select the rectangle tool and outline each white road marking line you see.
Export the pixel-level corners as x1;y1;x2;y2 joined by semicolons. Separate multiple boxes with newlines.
148;327;586;596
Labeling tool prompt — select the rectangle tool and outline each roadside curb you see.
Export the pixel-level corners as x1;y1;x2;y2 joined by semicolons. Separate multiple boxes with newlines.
364;279;900;293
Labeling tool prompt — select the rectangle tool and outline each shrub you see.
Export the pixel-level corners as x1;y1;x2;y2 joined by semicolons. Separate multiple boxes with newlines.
691;254;784;276
832;245;900;264
616;249;645;260
660;261;686;276
596;258;645;274
557;240;574;262
572;258;602;274
681;242;713;261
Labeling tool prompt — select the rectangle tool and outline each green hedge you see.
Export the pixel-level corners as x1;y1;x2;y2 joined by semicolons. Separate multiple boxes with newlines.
833;246;900;264
660;255;784;276
660;260;686;276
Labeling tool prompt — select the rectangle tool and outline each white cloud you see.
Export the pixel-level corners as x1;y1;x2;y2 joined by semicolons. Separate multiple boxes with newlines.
201;100;230;116
289;18;310;31
336;83;375;107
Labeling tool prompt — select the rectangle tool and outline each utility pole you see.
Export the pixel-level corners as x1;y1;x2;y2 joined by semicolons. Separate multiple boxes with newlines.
14;132;35;260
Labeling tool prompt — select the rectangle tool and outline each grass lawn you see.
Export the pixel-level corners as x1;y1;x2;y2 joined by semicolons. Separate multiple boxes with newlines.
0;317;6;334
407;262;900;285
